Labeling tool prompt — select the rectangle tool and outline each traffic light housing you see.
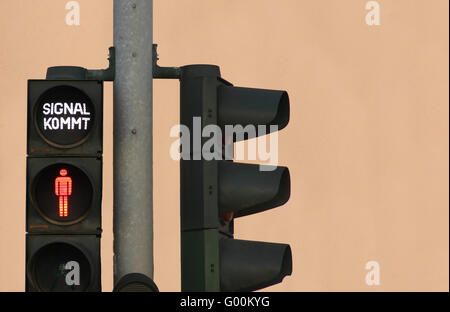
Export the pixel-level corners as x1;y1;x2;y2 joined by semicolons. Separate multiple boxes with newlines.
26;79;103;292
179;65;292;291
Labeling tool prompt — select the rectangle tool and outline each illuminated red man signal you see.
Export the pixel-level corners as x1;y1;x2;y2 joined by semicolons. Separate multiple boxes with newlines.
55;169;72;217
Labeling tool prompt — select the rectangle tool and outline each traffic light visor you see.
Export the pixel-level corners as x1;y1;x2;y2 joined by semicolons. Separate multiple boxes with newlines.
218;161;290;218
220;239;292;291
218;86;289;141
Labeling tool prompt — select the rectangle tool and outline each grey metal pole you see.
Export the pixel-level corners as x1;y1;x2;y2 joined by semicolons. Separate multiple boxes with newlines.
113;0;154;288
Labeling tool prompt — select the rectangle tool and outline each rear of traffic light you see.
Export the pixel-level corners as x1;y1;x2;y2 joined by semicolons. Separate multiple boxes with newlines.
180;65;292;291
26;80;103;291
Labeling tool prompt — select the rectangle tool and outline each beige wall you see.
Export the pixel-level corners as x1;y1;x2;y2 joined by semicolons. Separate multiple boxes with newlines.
0;0;448;291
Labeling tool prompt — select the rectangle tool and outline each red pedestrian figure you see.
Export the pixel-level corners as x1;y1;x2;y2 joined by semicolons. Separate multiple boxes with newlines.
55;169;72;217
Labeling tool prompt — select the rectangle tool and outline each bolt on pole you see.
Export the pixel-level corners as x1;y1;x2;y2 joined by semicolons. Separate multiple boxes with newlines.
113;0;154;288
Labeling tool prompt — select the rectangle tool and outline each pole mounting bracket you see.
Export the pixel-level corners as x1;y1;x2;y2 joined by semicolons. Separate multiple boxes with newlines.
46;47;115;81
152;44;181;79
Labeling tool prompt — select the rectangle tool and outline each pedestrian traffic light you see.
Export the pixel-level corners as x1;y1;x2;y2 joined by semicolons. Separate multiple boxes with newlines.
179;65;292;291
26;79;103;291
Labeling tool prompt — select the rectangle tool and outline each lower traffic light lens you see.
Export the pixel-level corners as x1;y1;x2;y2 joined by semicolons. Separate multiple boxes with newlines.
29;242;92;292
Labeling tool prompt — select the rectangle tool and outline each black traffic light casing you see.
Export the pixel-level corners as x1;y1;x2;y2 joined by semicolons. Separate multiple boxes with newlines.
26;79;103;292
179;65;292;292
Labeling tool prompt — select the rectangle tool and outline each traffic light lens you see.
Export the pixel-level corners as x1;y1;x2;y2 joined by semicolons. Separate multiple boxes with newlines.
34;85;95;147
29;242;92;292
32;164;93;224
